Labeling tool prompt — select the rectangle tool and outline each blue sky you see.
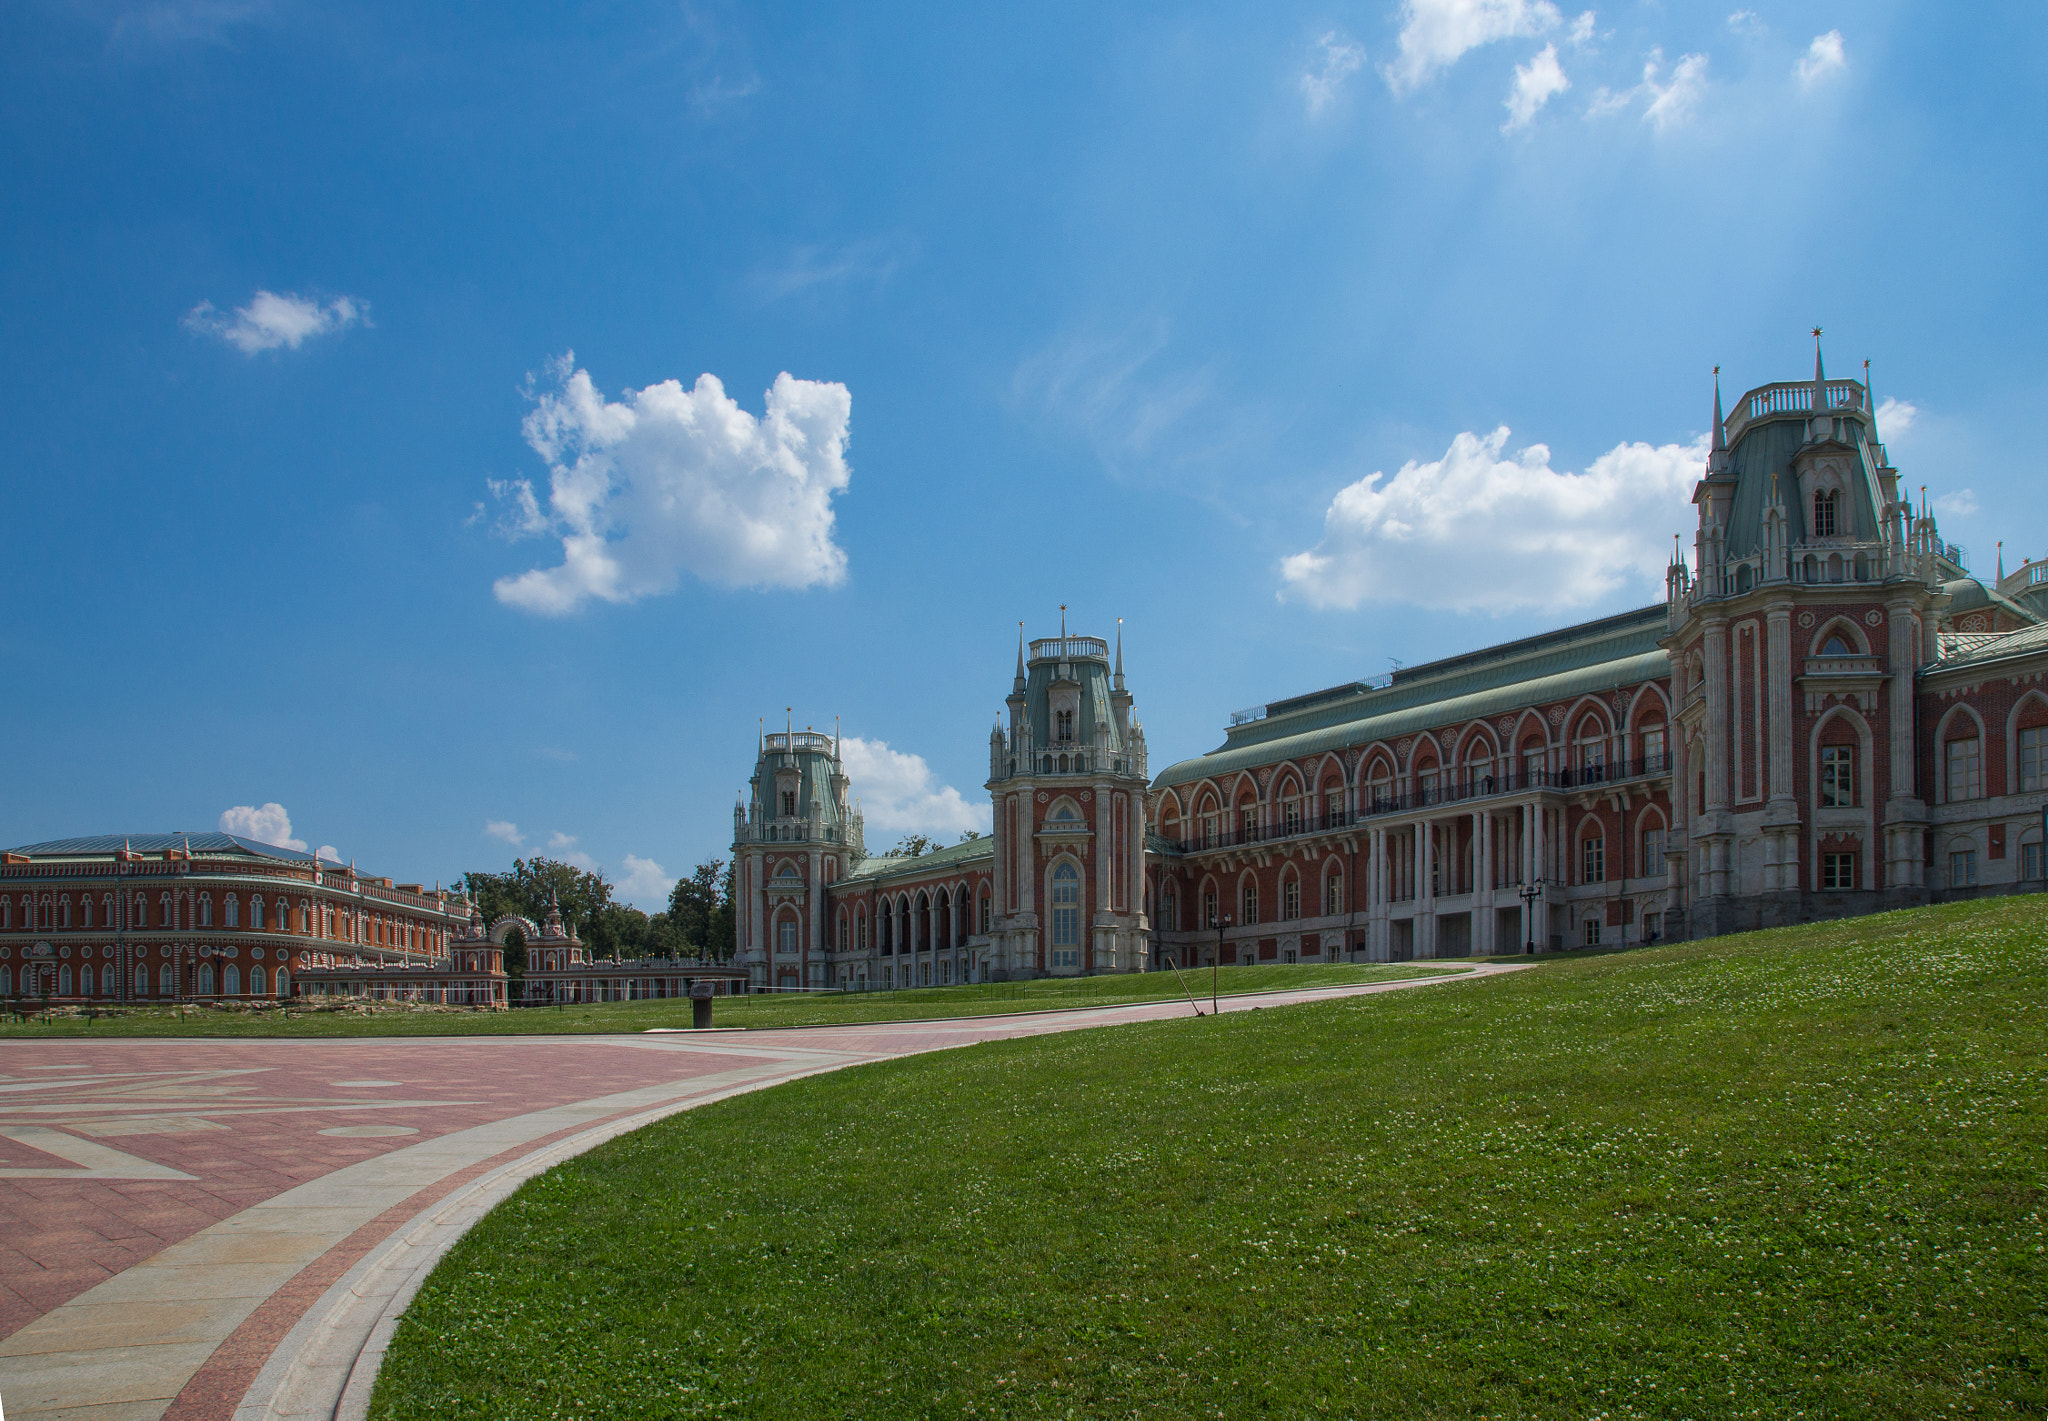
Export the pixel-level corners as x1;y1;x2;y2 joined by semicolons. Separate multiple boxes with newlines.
3;0;2043;907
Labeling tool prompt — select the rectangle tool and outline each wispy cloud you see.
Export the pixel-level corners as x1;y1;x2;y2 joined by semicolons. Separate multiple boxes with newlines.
1503;43;1570;131
96;0;270;49
1795;30;1846;87
1299;31;1366;116
184;290;366;354
1590;48;1709;130
1726;10;1764;37
1384;0;1571;95
1932;488;1979;519
484;820;524;847
748;234;917;302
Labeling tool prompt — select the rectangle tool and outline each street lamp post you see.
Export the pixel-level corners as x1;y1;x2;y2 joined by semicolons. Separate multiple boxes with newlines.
1213;913;1232;1015
1519;882;1541;955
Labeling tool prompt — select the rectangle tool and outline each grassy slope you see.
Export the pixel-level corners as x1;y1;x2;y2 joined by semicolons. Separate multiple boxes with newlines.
0;963;1446;1038
371;898;2048;1419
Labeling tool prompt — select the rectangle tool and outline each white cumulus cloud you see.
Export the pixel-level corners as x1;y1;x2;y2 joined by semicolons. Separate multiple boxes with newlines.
1384;0;1566;94
840;736;991;841
617;855;674;908
183;290;365;354
484;820;524;846
1503;43;1570;130
1300;31;1367;115
1933;489;1979;519
1796;30;1846;86
1875;396;1917;436
315;844;339;864
490;355;853;615
220;802;307;851
1279;425;1707;614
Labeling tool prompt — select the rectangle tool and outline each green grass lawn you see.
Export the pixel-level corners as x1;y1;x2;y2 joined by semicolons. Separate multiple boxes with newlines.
371;897;2047;1419
0;962;1446;1038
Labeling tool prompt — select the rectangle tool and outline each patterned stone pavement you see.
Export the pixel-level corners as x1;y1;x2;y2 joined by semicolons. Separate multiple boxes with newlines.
0;967;1518;1420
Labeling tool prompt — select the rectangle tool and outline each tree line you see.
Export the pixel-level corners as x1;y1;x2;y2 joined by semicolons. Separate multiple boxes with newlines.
460;857;736;978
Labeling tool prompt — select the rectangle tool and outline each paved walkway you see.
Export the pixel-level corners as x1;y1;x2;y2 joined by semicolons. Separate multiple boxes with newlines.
0;967;1521;1420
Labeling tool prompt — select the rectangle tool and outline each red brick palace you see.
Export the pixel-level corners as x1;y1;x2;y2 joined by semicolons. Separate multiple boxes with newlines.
733;353;2048;987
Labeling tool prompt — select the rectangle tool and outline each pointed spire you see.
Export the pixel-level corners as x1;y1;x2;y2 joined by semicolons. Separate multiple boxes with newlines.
1997;541;2005;582
1060;604;1067;637
835;715;842;761
1812;326;1825;384
1013;621;1027;692
1114;617;1126;691
1712;366;1726;451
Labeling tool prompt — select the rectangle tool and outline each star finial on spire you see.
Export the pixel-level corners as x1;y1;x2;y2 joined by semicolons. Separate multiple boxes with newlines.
1060;604;1067;636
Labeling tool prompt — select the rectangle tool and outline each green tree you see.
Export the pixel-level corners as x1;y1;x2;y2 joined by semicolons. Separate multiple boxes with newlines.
713;860;737;961
889;834;937;858
667;858;737;960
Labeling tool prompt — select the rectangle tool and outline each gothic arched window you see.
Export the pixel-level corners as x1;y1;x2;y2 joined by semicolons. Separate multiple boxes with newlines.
1813;489;1839;538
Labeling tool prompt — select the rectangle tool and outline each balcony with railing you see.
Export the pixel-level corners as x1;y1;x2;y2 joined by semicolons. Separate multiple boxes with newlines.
763;732;836;755
1167;754;1672;854
1030;636;1110;662
1724;379;1865;444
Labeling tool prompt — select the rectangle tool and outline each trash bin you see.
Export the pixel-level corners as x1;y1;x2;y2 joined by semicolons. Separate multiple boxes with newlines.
689;979;714;1030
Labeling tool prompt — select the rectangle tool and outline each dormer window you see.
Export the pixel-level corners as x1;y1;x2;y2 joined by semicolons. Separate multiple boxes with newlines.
1821;634;1851;656
781;791;797;817
1055;709;1074;742
1813;489;1839;537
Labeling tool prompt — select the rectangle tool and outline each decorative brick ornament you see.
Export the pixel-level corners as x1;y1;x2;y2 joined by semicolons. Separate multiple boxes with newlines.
1080;791;1092;802
1864;609;1883;626
1549;706;1567;726
1036;792;1048;802
1798;611;1816;628
1497;716;1515;735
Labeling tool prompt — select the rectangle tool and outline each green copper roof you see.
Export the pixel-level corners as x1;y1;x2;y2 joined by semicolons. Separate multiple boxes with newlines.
5;832;339;864
838;836;995;886
1152;605;1671;792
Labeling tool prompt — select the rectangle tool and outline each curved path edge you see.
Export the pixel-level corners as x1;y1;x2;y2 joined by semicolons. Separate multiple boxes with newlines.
0;964;1527;1420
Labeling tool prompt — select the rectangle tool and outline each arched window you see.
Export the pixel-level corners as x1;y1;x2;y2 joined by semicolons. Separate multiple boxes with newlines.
224;964;241;996
1946;730;1983;802
160;963;174;996
979;892;991;935
59;965;72;996
1055;708;1074;742
250;966;265;996
276;968;290;998
1241;880;1260;925
1161;882;1178;931
1324;870;1343;918
59;897;71;929
1281;875;1300;921
0;966;11;995
78;964;93;995
199;895;213;927
198;964;215;996
1821;634;1851;656
777;918;798;954
135;964;148;996
80;896;92;929
1813;489;1839;537
1050;863;1080;966
0;899;8;930
251;896;265;930
225;896;240;928
1581;832;1606;884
